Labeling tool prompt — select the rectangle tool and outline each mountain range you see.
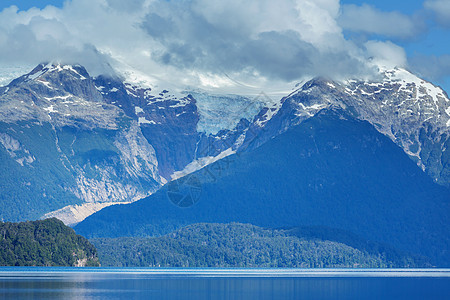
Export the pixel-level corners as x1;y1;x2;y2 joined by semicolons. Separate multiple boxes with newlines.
0;63;265;223
1;62;449;265
75;108;450;265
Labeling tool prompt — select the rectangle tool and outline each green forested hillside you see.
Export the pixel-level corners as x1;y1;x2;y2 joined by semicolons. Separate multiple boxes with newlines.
0;218;99;266
91;223;429;268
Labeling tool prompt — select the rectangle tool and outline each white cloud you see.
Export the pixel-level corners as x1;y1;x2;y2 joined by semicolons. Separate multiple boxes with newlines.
365;41;407;69
139;0;374;82
339;4;424;39
0;0;415;90
424;0;450;27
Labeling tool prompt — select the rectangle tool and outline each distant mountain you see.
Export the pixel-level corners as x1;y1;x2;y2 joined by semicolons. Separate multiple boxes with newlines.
0;64;162;222
1;62;449;226
0;218;99;267
91;223;429;268
0;63;254;223
75;109;450;266
243;68;450;187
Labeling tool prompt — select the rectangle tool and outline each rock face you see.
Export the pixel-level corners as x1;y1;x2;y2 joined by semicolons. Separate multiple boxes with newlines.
1;63;449;223
0;64;162;222
42;202;131;226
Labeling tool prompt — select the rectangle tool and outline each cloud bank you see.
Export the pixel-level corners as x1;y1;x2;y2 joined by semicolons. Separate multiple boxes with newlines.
140;0;374;82
424;0;450;27
0;0;447;91
338;4;425;39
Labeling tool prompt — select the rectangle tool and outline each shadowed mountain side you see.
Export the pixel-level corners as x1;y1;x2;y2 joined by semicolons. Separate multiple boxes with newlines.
75;109;450;266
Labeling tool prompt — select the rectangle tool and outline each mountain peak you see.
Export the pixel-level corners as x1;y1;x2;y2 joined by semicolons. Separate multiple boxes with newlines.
243;67;450;186
6;62;91;90
342;67;450;129
29;62;89;81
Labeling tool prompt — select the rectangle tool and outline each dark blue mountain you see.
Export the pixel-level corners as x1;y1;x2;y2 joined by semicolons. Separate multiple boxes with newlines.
75;109;450;266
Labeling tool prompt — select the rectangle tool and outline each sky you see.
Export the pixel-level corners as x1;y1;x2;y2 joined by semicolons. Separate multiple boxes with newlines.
0;0;449;94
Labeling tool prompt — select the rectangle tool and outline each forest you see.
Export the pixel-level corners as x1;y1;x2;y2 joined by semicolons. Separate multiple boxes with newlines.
91;223;429;268
0;218;99;266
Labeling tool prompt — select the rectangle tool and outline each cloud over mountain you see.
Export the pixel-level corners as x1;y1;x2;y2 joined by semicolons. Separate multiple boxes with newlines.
0;0;447;90
140;0;375;81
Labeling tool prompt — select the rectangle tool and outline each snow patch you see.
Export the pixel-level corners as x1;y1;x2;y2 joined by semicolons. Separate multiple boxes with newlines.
309;104;327;110
45;64;87;80
386;68;445;105
138;117;156;125
169;98;190;108
62;65;87;80
36;79;54;89
360;89;373;96
255;101;282;127
294;102;328;118
44;95;71;101
43;105;57;113
28;67;48;80
171;148;235;180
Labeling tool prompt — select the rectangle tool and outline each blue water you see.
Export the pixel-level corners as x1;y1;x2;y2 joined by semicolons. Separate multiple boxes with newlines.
0;268;449;300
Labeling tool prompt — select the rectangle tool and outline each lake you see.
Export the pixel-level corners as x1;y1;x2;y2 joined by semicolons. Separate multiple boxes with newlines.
0;268;449;299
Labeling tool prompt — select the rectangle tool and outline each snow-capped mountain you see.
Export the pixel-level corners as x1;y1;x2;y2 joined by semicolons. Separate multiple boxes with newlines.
0;63;164;224
0;62;449;225
240;67;450;186
91;68;263;179
0;63;264;223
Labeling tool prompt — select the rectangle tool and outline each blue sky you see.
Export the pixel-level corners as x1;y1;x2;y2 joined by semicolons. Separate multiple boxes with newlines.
0;0;65;10
340;0;450;92
341;0;448;55
0;0;449;93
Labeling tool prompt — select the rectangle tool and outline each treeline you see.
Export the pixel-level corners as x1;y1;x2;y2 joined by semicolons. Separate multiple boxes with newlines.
0;218;99;266
91;223;429;268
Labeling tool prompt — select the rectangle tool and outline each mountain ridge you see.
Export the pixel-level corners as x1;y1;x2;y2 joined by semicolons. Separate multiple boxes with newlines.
75;108;450;265
1;63;449;224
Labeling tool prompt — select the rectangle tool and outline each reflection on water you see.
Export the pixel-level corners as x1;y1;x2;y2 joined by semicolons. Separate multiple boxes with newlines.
0;268;449;300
